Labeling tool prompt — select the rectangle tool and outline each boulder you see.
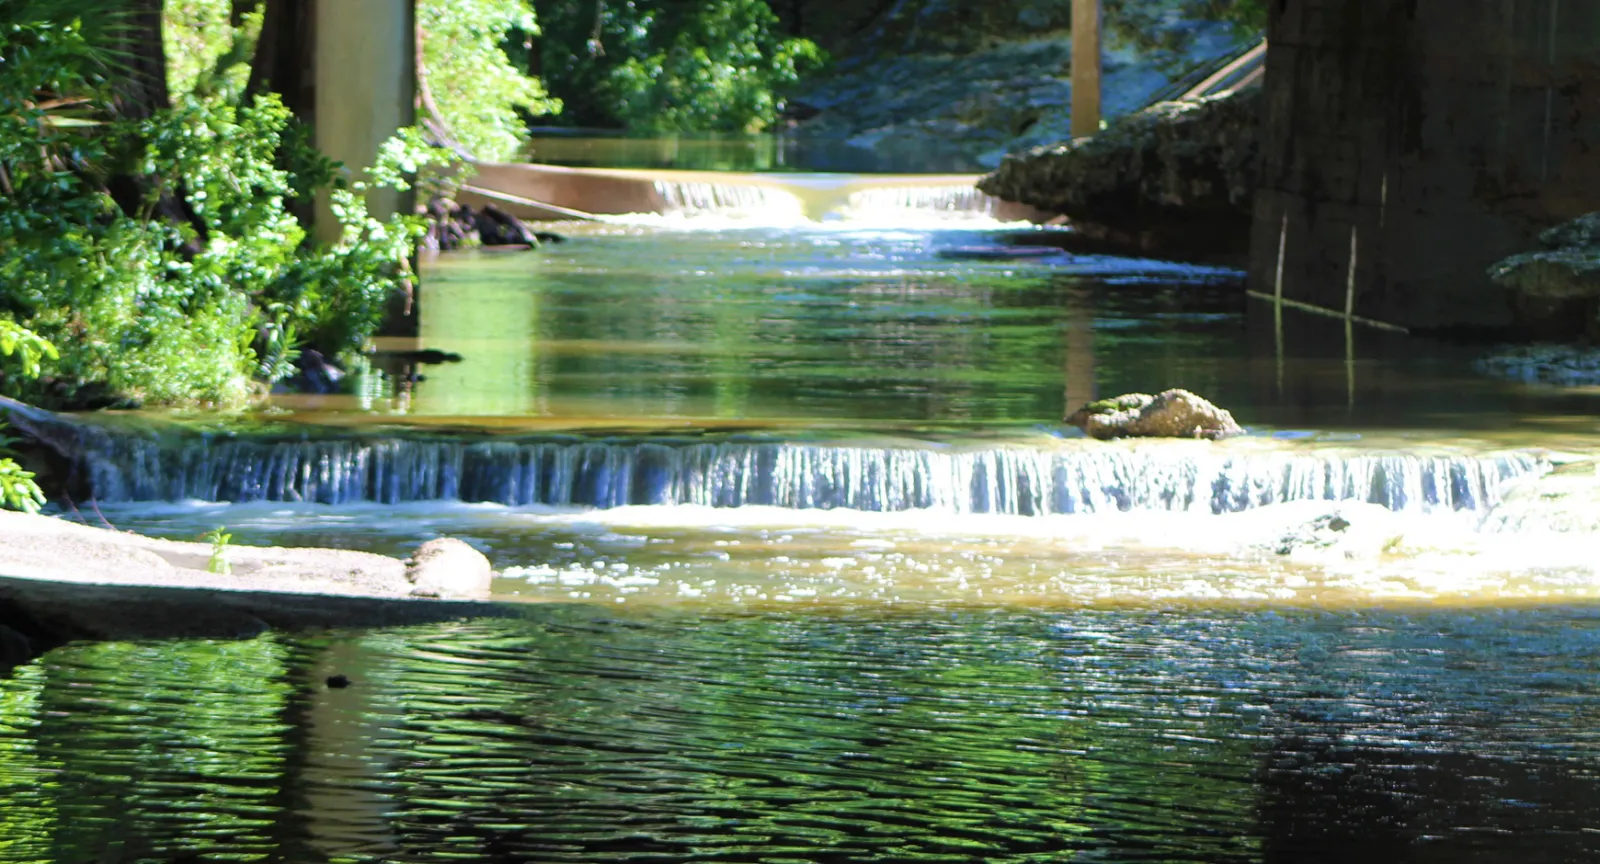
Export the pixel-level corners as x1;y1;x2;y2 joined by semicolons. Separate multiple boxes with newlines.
1066;389;1244;440
405;538;494;599
1259;502;1410;565
978;87;1260;258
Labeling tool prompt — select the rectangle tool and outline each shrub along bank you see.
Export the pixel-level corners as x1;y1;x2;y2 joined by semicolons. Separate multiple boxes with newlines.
0;8;428;411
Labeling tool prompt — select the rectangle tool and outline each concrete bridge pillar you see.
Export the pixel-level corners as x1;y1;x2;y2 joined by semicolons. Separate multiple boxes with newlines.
313;0;420;336
314;0;416;235
1071;0;1102;138
1248;0;1600;335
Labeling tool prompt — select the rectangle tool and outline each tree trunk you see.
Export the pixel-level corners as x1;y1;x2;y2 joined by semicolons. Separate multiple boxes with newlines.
112;0;169;120
229;0;256;28
247;0;317;123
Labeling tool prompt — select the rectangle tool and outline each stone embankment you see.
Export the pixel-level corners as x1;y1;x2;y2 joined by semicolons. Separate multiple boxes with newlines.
978;88;1259;261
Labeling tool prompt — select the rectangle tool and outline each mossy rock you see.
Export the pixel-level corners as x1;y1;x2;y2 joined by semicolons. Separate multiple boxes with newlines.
1080;393;1154;415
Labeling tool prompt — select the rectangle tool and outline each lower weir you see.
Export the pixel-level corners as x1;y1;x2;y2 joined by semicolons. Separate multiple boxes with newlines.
71;433;1543;516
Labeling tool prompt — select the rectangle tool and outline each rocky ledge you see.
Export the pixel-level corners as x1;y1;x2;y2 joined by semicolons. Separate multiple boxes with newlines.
978;87;1259;261
0;511;508;671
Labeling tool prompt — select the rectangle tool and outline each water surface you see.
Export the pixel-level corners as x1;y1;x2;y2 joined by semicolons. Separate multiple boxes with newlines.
20;190;1600;864
250;219;1600;444
6;608;1600;862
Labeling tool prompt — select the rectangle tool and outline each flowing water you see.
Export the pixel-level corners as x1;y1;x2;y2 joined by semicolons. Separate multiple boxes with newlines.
9;178;1600;862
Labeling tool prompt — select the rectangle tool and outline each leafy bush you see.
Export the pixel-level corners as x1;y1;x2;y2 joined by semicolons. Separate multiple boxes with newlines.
0;14;423;408
0;455;45;514
0;321;54;513
533;0;825;132
163;0;261;98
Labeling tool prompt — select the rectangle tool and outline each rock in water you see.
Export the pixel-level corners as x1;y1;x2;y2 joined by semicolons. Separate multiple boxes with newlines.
405;538;494;599
1066;389;1244;440
423;198;544;251
290;349;344;395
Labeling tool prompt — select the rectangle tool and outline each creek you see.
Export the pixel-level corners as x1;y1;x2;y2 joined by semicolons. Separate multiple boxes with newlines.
6;177;1600;861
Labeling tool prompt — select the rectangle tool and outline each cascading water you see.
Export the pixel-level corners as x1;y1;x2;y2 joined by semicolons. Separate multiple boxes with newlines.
652;179;807;220
834;186;1003;220
645;176;1007;223
70;432;1544;516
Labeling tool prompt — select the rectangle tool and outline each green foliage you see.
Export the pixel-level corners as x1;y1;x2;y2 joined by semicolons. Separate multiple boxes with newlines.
0;10;424;408
533;0;825;132
0;456;45;514
204;525;232;575
0;320;59;381
0;322;52;514
419;0;560;160
163;0;262;99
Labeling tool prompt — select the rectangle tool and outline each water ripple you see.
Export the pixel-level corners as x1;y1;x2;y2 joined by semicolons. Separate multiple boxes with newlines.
5;609;1600;861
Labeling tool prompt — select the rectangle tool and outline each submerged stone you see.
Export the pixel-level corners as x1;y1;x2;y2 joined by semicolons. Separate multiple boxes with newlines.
1476;344;1600;386
1066;389;1244;440
1482;458;1600;534
1262;502;1408;563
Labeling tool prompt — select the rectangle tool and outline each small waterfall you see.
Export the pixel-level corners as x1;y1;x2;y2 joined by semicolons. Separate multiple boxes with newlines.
652;180;805;220
833;186;1003;220
72;433;1544;516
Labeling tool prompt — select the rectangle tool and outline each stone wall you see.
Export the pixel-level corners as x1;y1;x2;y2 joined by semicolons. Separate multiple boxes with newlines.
1249;0;1600;335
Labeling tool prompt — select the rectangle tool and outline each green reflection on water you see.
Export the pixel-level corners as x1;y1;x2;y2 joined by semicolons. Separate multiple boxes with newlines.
11;609;1600;861
417;250;544;417
348;224;1600;445
0;639;293;863
401;229;1246;429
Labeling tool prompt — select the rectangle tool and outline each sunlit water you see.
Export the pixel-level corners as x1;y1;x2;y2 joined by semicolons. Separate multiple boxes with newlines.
14;192;1600;861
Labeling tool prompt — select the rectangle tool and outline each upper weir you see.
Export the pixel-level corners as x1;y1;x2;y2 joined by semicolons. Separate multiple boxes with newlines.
455;161;1050;223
